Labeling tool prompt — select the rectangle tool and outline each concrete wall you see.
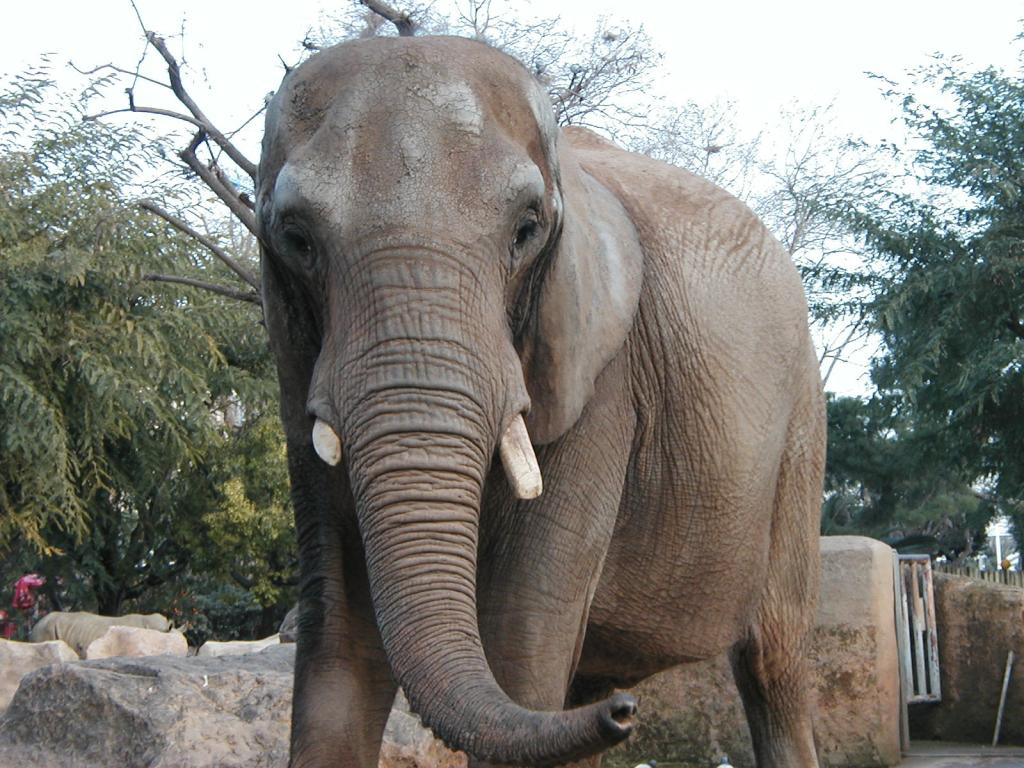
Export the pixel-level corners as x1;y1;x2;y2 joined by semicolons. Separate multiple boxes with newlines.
605;536;901;768
909;573;1024;745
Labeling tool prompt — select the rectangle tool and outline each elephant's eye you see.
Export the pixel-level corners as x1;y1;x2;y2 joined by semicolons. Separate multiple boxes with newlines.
279;223;314;264
513;209;541;249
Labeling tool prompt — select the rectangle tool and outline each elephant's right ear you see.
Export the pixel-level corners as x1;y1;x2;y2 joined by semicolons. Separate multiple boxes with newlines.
260;250;321;446
518;136;643;444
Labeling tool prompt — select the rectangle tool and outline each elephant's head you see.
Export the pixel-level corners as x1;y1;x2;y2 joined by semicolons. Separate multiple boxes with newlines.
257;36;642;765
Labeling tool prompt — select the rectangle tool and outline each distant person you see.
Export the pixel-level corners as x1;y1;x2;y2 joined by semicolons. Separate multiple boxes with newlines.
12;573;47;635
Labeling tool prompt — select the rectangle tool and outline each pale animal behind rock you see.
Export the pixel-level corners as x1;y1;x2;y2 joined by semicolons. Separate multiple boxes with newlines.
29;611;173;658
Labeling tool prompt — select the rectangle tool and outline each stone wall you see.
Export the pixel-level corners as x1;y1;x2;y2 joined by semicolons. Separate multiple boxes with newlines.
908;572;1024;745
605;535;901;768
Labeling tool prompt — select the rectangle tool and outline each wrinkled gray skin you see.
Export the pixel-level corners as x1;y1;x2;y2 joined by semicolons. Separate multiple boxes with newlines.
257;35;825;768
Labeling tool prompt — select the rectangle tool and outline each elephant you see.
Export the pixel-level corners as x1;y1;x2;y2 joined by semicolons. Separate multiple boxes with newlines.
256;34;826;768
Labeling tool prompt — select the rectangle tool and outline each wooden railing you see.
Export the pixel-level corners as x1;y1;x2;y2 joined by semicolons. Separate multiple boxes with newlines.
933;563;1024;588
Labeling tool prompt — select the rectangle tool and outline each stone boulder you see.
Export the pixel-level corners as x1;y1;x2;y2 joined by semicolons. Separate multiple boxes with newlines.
279;605;298;643
381;690;465;768
0;644;295;767
85;626;188;660
605;535;901;768
909;573;1024;745
198;634;281;657
0;642;459;768
0;638;78;713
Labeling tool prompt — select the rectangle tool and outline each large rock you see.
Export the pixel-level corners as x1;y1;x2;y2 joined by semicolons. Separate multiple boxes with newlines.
279;605;298;643
0;645;295;767
381;690;465;768
909;573;1024;745
0;638;77;713
0;642;458;768
198;634;281;657
605;535;901;768
85;626;188;659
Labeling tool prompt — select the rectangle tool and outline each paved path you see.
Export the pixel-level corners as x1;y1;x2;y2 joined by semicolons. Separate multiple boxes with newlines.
900;743;1024;767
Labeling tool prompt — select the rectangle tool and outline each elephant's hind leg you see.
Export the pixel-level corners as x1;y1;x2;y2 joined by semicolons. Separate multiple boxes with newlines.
730;627;818;767
730;397;823;767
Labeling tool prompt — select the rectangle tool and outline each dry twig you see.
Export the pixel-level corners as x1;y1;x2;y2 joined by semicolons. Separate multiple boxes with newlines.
139;200;259;289
143;273;260;304
144;32;258;180
359;0;417;36
179;132;258;236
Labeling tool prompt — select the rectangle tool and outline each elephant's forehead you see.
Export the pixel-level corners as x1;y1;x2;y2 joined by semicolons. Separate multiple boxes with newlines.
277;104;539;233
403;79;483;135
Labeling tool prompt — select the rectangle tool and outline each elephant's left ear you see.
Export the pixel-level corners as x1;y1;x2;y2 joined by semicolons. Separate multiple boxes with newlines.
519;137;643;444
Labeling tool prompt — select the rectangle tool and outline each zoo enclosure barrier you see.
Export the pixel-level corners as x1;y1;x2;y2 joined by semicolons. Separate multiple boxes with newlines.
933;563;1024;588
893;554;942;752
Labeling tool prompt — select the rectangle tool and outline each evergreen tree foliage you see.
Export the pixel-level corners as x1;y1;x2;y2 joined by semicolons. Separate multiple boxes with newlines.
838;48;1024;543
823;395;992;558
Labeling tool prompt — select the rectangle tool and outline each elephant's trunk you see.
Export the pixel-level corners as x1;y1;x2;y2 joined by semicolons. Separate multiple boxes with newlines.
340;381;636;765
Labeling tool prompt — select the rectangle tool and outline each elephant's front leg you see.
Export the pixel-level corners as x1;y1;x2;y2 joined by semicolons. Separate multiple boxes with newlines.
289;454;397;768
471;369;634;765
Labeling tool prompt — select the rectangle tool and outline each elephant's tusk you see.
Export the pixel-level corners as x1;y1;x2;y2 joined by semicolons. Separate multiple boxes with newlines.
312;418;343;466
499;414;543;500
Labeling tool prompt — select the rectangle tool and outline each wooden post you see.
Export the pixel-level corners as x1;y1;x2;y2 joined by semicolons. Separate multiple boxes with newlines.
892;552;912;753
910;562;928;695
992;651;1015;747
921;559;941;699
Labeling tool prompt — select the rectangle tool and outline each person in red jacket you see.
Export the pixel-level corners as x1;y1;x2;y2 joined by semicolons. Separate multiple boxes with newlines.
12;573;46;612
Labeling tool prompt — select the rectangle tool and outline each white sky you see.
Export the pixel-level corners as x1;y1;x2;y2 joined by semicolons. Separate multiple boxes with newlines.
3;0;1023;395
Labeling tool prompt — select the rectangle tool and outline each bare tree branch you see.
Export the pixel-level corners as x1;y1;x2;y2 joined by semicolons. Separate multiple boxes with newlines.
180;132;258;236
359;0;417;36
145;32;258;180
143;273;260;304
213;165;255;211
820;315;869;389
139;200;260;289
86;105;207;129
70;62;170;91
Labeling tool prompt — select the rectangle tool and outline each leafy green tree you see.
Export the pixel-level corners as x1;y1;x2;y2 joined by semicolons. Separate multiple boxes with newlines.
823;395;991;558
199;415;296;633
840;48;1024;541
0;73;291;621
